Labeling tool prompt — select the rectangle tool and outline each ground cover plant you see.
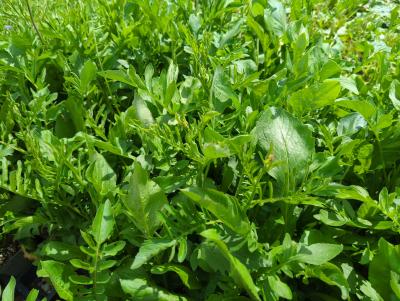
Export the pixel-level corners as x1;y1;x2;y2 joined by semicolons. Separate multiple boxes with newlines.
0;0;400;300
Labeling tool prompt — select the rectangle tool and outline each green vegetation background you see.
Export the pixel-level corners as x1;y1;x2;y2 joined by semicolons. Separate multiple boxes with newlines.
1;0;400;300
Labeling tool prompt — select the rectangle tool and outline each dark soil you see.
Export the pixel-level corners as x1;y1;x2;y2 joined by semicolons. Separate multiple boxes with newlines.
0;235;19;266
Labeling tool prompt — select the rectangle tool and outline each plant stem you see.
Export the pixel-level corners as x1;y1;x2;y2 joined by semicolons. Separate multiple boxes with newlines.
25;0;44;44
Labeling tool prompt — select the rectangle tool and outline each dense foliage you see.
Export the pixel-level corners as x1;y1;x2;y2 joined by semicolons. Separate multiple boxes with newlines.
1;0;400;300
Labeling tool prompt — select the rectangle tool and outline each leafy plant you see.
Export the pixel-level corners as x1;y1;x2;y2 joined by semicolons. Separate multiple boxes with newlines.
1;0;400;300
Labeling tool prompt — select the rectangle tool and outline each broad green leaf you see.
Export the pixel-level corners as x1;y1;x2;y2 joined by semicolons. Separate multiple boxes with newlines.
2;276;16;301
124;162;167;237
98;260;118;271
201;229;261;301
203;127;231;159
70;258;92;270
181;187;250;235
92;199;115;245
338;77;359;95
151;264;201;289
360;280;384;301
37;261;74;301
0;145;13;159
335;100;376;120
390;271;400;298
369;238;400;300
131;238;177;269
305;263;349;299
212;66;238;111
69;275;93;285
102;240;126;257
266;275;293;300
26;289;39;301
295;243;343;265
289;80;341;113
264;0;287;37
320;60;341;80
98;70;133;86
120;278;188;301
40;241;83;261
389;80;400;110
252;107;314;190
177;238;187;263
86;152;117;197
80;60;97;93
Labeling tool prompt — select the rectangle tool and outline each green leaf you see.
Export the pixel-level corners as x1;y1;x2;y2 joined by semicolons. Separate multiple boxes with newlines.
86;152;117;197
266;275;293;300
295;243;343;265
120;278;188;301
181;187;251;235
133;94;154;126
2;276;16;301
102;240;126;257
69;275;93;285
98;70;134;86
177;238;187;263
360;280;384;301
98;260;117;271
369;238;400;300
305;263;349;299
338;77;359;95
201;229;261;301
151;264;201;289
131;238;177;269
389;80;400;110
37;261;74;301
320;60;341;80
80;60;97;93
70;258;92;270
289;80;341;113
264;0;287;37
212;66;238;111
335;100;376;120
26;289;39;301
252;107;314;190
92;199;115;245
124;162;167;237
40;241;83;261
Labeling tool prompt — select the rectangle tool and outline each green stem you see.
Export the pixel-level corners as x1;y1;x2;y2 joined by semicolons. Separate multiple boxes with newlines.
24;0;44;44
